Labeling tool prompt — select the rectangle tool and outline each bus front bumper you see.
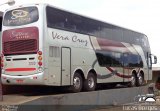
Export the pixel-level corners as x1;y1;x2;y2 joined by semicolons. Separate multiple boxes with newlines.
1;72;45;85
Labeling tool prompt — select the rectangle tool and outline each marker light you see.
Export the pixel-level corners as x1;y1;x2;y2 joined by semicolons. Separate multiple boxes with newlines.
38;56;42;61
38;62;42;66
38;51;42;55
1;54;4;68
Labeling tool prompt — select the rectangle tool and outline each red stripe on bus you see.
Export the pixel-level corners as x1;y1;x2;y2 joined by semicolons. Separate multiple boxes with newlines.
106;67;132;78
5;68;36;71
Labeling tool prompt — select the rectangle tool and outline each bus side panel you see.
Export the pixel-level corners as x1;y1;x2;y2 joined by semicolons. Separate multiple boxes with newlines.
132;45;149;81
48;55;61;86
90;36;124;83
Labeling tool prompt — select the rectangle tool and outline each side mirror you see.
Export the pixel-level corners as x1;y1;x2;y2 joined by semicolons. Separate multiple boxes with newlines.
150;54;157;64
7;0;15;6
153;56;157;64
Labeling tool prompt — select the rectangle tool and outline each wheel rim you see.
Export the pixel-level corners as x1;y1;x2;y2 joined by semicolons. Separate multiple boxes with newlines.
131;76;136;86
73;77;81;89
138;75;143;85
88;77;94;88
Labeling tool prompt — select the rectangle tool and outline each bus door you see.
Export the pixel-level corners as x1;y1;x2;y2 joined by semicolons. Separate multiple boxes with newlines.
123;53;130;82
61;47;71;86
147;53;153;80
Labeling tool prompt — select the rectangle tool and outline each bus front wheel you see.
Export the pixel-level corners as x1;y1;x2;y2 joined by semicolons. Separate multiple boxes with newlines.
137;73;144;86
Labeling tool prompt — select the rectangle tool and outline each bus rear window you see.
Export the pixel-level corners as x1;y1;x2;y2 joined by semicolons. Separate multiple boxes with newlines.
3;6;39;26
2;27;39;55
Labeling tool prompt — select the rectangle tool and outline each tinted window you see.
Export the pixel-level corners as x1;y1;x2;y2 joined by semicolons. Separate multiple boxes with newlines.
46;6;101;36
123;29;132;43
123;53;143;67
3;7;39;26
112;26;123;42
96;51;143;67
46;6;148;54
100;24;113;39
47;7;64;29
128;54;139;67
96;51;123;67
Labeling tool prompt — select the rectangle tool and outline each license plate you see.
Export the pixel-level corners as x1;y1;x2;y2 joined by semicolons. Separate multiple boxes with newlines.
16;79;24;83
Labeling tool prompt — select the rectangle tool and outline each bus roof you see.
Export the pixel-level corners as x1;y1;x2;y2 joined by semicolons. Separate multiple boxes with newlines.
46;4;147;37
4;3;147;38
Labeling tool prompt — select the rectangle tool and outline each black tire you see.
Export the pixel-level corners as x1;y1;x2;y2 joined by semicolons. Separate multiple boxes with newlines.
72;72;83;93
128;74;137;87
83;72;96;91
137;73;144;86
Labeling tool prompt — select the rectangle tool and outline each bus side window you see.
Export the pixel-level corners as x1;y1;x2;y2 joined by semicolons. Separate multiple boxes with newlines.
122;53;129;67
49;46;60;58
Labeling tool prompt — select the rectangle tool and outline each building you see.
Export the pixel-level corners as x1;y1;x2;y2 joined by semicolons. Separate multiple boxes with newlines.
152;67;160;90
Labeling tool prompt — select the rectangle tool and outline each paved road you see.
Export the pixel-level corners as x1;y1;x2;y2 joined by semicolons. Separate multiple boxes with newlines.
89;96;160;111
86;106;124;111
0;85;153;111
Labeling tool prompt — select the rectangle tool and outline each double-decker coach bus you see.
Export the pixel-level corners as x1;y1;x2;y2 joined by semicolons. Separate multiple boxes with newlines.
1;4;157;92
0;12;3;77
0;11;2;47
0;13;2;35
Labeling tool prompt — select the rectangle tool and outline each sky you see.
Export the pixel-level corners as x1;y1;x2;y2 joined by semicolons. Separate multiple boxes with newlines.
0;0;160;67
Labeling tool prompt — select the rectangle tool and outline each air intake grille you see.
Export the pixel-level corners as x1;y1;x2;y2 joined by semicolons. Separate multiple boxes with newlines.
3;39;37;54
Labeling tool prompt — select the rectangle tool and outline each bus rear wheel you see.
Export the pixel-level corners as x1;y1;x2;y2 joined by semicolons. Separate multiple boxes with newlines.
72;72;83;93
83;72;96;91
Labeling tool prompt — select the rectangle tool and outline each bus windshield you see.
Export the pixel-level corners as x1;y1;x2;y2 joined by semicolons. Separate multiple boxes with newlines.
3;6;39;26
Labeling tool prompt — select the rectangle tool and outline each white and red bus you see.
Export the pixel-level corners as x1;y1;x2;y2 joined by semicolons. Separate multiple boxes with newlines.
1;4;157;92
0;13;3;76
